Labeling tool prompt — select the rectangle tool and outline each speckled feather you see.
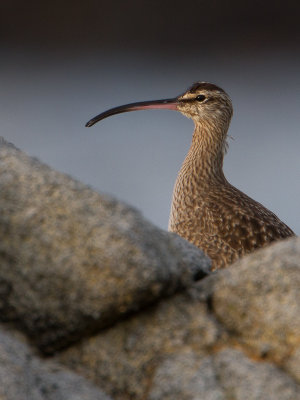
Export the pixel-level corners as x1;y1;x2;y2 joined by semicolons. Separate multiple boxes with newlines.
168;82;294;269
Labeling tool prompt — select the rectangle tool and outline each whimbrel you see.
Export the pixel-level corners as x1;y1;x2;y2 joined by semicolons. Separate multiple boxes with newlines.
86;82;295;269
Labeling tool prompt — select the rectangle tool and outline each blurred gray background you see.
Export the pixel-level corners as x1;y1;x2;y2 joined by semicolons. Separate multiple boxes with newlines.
1;0;299;233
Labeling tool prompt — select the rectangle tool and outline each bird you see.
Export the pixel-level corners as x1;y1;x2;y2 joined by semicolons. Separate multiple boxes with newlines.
86;82;295;270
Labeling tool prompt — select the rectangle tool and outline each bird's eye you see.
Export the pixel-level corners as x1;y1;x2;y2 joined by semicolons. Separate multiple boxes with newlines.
195;94;206;102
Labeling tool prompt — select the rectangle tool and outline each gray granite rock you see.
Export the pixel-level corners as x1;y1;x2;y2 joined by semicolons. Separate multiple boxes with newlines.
0;137;210;353
210;236;300;360
148;351;225;400
284;346;300;382
0;326;111;400
58;237;300;400
58;289;221;399
1;138;299;400
214;348;300;400
148;348;300;400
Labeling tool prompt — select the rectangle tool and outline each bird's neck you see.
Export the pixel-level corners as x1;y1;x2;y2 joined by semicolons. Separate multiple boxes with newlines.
169;121;229;231
178;122;228;185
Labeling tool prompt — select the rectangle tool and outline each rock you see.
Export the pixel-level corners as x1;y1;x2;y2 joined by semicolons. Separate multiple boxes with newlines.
284;347;300;382
210;236;300;360
148;351;225;400
58;237;300;400
213;348;300;400
0;325;111;400
58;289;221;399
1;138;299;400
0;138;210;353
148;348;300;400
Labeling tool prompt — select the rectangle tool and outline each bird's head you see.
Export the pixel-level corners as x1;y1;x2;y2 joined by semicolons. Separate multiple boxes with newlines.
176;82;233;126
85;81;233;129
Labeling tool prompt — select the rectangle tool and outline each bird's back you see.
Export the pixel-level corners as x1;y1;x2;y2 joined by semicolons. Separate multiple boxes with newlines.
169;180;294;269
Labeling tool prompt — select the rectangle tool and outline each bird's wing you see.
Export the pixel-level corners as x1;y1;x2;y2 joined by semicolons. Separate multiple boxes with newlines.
202;185;294;252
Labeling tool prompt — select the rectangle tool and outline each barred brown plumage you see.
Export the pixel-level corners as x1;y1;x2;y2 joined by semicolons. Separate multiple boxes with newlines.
86;82;295;269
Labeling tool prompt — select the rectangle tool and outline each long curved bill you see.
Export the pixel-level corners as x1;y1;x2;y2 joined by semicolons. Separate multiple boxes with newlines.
85;98;178;127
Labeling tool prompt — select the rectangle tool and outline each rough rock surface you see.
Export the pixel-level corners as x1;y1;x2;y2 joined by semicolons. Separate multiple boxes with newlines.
58;237;300;400
149;348;300;400
211;236;300;360
58;289;220;399
0;326;111;400
0;138;210;353
0;138;299;400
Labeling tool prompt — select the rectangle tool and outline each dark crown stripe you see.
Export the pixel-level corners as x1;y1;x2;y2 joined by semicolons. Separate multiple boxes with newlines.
188;82;225;94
